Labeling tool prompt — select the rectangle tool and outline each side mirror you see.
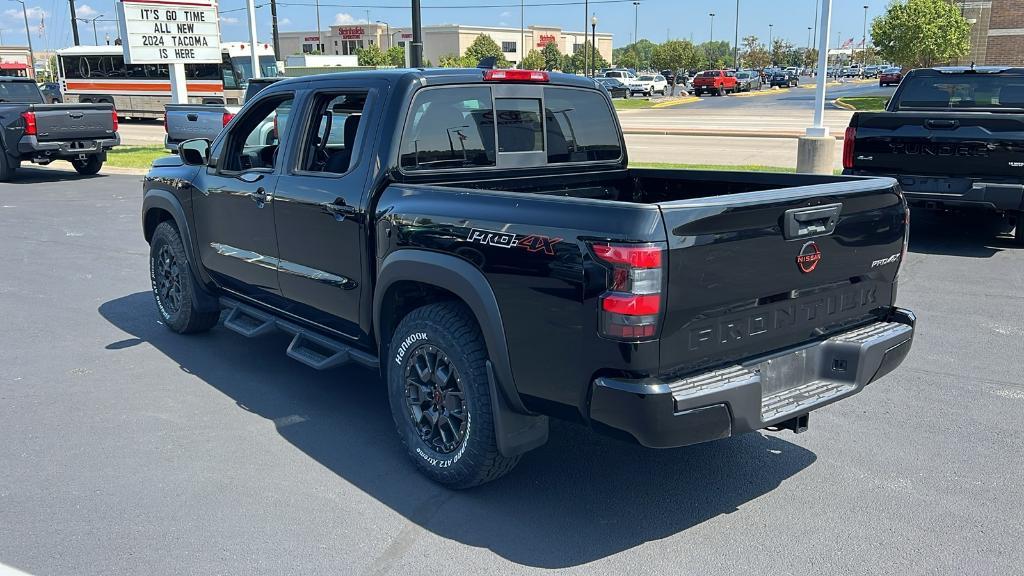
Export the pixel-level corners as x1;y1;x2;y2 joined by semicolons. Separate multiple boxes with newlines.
179;138;210;166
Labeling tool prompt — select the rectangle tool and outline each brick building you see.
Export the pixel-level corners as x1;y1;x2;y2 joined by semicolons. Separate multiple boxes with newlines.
985;0;1024;65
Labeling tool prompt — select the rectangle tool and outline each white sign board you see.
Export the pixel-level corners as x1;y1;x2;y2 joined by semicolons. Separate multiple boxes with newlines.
116;0;222;64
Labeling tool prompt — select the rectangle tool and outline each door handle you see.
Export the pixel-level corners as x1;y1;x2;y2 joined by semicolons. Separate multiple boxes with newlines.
324;199;357;220
925;119;958;130
250;187;271;206
187;113;199;121
783;203;842;240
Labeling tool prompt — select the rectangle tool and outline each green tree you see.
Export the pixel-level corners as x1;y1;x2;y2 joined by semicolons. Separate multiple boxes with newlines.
651;40;701;76
770;38;794;67
616;50;640;71
385;45;406;67
521;49;545;70
438;53;465;68
463;34;509;67
355;44;386;66
803;47;819;69
541;42;563;70
698;40;732;69
567;41;608;74
740;35;770;70
613;39;656;71
871;0;969;67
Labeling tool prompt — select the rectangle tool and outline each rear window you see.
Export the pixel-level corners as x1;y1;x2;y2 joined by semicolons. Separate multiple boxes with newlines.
0;81;43;103
400;85;621;171
700;71;719;77
895;74;1024;110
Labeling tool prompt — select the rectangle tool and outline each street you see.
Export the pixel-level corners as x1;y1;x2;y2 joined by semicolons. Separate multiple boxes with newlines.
1;171;1022;575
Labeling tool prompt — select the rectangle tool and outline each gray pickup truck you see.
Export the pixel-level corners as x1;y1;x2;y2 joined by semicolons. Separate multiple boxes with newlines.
0;77;119;181
164;78;282;151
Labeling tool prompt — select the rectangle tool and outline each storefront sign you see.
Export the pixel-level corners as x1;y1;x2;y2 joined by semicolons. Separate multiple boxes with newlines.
537;34;556;47
336;26;365;39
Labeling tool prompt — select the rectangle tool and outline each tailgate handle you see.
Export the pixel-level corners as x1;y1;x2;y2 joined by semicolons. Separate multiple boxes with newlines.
925;119;958;130
783;203;842;240
186;113;199;121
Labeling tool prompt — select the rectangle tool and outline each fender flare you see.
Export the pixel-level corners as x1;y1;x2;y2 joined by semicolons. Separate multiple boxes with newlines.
374;250;528;414
142;188;207;289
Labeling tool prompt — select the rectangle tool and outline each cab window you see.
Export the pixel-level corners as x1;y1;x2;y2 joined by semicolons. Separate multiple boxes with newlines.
295;92;368;175
400;87;495;171
220;94;293;173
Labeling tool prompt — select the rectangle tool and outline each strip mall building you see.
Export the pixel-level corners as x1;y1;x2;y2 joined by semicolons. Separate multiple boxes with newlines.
277;23;613;67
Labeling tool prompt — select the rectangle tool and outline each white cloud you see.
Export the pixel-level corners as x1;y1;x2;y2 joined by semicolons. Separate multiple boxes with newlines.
334;12;357;25
4;6;48;21
500;11;511;18
278;18;291;26
220;16;239;25
75;4;98;18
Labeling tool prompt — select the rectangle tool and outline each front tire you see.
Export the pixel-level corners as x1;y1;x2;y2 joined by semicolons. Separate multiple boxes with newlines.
71;155;103;176
387;302;520;488
149;221;220;334
717;86;725;96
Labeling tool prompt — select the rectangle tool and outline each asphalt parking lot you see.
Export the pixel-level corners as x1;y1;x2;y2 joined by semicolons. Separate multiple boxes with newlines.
2;170;1023;575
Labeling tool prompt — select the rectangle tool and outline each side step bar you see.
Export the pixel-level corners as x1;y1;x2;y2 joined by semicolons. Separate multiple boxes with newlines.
219;297;379;371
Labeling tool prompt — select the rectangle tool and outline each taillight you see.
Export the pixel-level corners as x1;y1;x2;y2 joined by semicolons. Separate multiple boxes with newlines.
111;110;118;132
590;242;665;340
483;69;549;82
222;112;234;126
21;111;36;135
843;126;856;169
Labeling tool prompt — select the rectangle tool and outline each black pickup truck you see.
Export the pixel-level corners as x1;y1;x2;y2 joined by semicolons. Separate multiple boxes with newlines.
844;66;1024;243
142;69;915;487
0;77;119;181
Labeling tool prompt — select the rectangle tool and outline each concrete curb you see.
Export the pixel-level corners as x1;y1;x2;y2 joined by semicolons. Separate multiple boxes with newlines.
832;98;857;111
649;96;701;108
28;162;149;176
622;128;846;140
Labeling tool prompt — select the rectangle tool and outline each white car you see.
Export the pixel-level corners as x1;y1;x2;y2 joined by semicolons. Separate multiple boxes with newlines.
631;74;669;96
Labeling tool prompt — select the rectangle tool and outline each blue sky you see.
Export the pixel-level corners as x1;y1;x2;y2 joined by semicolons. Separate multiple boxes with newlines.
5;0;888;54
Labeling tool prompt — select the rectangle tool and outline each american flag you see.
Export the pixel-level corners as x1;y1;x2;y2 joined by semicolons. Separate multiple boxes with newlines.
840;37;855;49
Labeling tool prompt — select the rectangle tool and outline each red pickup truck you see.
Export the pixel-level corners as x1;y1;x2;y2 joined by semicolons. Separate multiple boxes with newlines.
692;70;738;97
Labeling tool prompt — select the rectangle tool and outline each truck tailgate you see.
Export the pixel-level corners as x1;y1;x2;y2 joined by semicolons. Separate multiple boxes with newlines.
656;179;906;377
164;104;232;147
850;111;1024;178
32;104;116;142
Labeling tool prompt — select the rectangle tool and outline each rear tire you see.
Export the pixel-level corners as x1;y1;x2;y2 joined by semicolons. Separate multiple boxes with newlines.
149;221;220;334
387;302;520;488
71;155;103;176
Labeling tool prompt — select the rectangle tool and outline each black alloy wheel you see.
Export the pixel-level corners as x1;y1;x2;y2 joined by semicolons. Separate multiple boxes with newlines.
153;243;183;316
403;344;468;454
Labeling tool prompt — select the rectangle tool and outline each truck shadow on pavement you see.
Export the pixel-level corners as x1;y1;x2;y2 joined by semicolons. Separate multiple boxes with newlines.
908;210;1018;258
99;292;817;569
3;167;132;184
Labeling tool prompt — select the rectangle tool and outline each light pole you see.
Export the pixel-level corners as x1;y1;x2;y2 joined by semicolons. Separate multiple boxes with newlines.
411;0;423;67
520;0;524;69
68;0;81;46
591;14;597;77
314;0;321;52
633;1;640;70
77;14;103;45
376;20;390;49
733;0;740;69
583;0;589;76
862;5;869;66
8;0;35;77
768;23;773;66
797;0;835;175
708;12;715;68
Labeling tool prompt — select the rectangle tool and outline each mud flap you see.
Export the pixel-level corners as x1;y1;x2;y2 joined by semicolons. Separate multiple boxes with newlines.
487;361;549;457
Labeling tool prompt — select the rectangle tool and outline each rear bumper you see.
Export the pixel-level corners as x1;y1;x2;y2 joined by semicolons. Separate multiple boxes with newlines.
18;134;119;159
846;172;1024;212
589;309;916;449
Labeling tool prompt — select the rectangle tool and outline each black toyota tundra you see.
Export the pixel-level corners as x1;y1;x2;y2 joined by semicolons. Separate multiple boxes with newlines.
0;77;119;180
142;69;915;488
843;66;1024;243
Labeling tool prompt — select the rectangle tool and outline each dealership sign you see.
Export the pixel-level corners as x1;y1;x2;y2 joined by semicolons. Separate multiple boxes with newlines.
537;34;556;48
116;0;222;64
